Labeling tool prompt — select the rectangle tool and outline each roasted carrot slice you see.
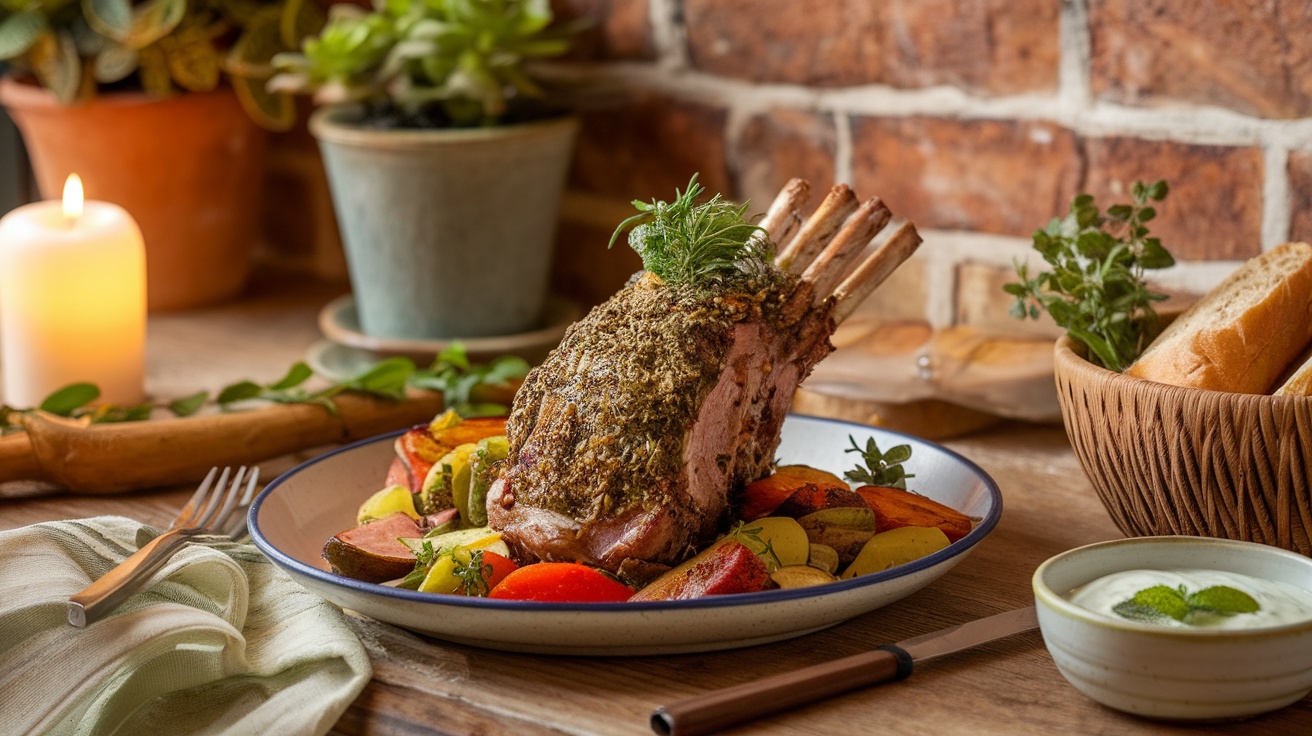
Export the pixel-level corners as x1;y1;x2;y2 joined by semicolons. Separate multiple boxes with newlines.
488;563;633;602
855;485;973;542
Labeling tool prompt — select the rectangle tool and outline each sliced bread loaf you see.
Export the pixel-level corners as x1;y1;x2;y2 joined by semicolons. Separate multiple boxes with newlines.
1124;242;1312;393
1275;345;1312;396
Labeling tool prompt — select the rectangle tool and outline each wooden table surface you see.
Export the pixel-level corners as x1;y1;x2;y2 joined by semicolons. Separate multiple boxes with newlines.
2;271;1309;736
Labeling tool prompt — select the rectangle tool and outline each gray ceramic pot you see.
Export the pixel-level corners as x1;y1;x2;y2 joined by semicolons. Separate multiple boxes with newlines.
311;107;578;339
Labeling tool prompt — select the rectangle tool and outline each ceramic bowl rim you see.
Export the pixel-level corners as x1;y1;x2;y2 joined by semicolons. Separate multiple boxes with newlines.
249;414;1003;614
1033;535;1312;639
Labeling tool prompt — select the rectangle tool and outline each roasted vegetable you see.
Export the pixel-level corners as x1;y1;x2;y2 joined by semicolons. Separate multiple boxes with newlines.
629;541;774;601
772;485;872;520
855;485;973;542
418;547;518;596
771;565;837;589
842;526;951;578
465;436;509;527
739;465;849;520
421;443;477;515
356;484;420;524
796;507;877;563
398;527;511;590
729;516;811;570
807;543;840;575
322;512;423;583
489;563;634;602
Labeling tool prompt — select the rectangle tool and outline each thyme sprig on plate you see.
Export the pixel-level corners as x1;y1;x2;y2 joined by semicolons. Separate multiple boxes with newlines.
608;174;770;287
1006;180;1174;372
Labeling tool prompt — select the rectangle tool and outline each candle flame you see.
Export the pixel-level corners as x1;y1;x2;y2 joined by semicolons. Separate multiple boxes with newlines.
63;174;84;221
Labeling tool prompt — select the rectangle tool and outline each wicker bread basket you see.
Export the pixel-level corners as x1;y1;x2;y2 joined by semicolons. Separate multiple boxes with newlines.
1053;335;1312;556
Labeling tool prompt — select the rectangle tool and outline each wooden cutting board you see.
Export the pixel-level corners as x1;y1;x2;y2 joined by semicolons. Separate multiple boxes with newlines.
794;318;1061;439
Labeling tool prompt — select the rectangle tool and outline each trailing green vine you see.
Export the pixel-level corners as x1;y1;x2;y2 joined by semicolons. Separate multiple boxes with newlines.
0;343;528;436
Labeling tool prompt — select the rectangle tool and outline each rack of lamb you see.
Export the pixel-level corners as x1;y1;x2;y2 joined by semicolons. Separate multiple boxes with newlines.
487;177;921;578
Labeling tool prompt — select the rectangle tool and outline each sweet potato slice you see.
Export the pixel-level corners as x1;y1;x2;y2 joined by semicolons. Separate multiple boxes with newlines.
322;512;423;583
855;485;973;542
739;465;849;520
630;541;775;601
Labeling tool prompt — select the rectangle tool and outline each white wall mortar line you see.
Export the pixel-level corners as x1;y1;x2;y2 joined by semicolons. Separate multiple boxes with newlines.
834;112;854;186
1263;146;1292;250
1058;0;1093;109
648;0;688;72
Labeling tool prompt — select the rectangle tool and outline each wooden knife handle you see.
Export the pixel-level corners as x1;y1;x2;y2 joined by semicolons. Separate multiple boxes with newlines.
651;645;914;736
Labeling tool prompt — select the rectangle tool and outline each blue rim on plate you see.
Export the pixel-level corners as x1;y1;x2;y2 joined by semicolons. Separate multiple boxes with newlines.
249;415;1002;614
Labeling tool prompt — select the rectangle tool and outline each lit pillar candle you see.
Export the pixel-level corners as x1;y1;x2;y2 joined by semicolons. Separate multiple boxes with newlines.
0;175;147;407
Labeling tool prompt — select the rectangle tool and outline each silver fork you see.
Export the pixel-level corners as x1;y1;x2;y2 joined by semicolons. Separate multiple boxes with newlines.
67;466;260;628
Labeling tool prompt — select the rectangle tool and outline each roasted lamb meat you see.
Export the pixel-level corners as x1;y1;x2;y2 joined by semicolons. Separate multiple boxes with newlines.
487;178;921;573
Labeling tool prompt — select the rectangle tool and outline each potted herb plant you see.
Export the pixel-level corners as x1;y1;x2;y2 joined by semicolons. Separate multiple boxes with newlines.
0;0;320;309
270;0;579;340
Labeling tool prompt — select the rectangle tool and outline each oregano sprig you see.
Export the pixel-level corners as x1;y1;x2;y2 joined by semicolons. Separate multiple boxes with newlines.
843;435;915;490
1005;180;1174;372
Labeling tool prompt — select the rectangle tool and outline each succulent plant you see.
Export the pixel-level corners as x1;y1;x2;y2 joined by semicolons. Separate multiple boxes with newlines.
270;0;577;128
0;0;323;130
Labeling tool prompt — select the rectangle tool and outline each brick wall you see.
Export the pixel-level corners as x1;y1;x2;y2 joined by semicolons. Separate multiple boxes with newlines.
543;0;1312;326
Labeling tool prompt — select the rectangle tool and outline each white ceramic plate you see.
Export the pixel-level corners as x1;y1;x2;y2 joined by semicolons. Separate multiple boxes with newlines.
249;414;1001;655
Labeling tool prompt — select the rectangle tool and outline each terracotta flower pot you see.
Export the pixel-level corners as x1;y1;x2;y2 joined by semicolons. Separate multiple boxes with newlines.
0;79;269;310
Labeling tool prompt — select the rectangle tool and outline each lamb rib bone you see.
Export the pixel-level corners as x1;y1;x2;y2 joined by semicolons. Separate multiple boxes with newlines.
802;197;892;301
832;220;924;323
775;184;859;274
753;178;809;252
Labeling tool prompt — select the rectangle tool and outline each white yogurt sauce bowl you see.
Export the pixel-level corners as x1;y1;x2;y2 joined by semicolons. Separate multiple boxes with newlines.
1033;536;1312;720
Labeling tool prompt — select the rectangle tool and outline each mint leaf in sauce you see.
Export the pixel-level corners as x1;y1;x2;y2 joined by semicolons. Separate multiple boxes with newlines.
1113;583;1259;625
1187;585;1260;615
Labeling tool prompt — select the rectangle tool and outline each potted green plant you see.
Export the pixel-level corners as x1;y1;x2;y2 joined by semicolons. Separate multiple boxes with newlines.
270;0;579;340
0;0;321;309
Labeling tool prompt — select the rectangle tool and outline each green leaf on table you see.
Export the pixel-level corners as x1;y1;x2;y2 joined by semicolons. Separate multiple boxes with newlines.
168;390;209;417
40;383;100;416
216;380;264;405
339;356;415;400
86;402;154;423
270;361;314;390
408;344;529;416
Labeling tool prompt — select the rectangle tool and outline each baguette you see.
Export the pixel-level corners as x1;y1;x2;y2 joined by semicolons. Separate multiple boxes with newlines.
1124;242;1312;394
1275;344;1312;396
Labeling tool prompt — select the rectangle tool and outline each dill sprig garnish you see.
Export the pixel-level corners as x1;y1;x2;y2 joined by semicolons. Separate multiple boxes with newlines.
608;174;771;286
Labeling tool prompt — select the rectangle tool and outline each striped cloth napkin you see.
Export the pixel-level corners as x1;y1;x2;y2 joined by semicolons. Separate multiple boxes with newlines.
0;516;371;735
